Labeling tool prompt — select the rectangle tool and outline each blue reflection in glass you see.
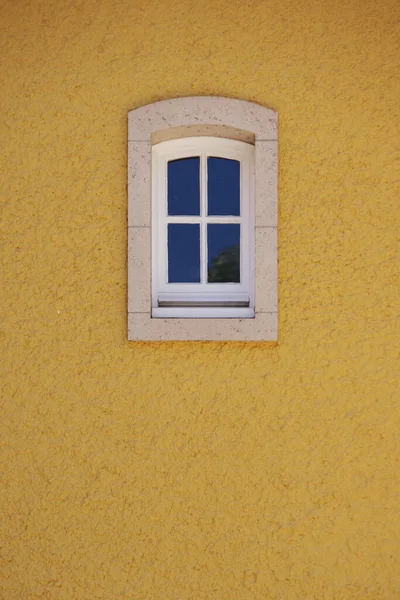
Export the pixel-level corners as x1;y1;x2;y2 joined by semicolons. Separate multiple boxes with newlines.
168;224;200;283
208;157;240;216
208;224;240;283
168;157;200;216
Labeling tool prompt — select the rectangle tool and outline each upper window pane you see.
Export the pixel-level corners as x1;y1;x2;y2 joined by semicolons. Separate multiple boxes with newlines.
207;157;240;216
168;157;200;215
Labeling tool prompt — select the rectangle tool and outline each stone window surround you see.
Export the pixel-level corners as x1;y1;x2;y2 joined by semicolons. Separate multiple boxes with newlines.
128;96;277;341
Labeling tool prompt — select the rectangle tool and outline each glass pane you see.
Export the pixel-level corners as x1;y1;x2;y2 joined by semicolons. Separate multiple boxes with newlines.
168;157;200;215
208;224;240;283
168;224;200;283
207;157;240;216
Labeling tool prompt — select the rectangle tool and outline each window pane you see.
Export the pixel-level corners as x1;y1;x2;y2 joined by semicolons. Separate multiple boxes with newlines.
168;157;200;215
168;224;200;283
208;224;240;283
207;157;240;216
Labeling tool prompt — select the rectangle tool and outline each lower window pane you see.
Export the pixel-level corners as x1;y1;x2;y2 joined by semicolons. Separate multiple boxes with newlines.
168;224;200;283
208;224;240;283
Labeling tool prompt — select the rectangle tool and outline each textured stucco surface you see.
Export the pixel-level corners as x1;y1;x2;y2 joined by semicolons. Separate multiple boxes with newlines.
0;0;399;598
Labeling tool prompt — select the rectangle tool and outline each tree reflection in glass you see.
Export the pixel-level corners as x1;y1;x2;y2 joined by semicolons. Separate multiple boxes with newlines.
208;224;240;283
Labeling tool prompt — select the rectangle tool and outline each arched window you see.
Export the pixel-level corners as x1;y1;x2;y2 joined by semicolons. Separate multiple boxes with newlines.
128;97;277;341
152;136;254;318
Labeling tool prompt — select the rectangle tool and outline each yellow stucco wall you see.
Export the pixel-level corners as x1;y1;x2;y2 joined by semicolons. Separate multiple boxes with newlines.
1;0;399;598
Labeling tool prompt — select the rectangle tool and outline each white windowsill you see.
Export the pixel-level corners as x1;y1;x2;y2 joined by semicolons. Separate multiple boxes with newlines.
152;307;255;319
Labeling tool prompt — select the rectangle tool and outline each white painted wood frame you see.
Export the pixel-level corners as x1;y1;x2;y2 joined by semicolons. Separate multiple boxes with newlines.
152;137;254;319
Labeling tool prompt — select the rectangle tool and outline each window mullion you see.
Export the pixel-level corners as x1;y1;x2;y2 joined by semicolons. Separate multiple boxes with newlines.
200;153;207;284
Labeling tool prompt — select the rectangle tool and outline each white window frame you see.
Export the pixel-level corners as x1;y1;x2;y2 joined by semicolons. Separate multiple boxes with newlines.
152;137;254;319
128;96;277;341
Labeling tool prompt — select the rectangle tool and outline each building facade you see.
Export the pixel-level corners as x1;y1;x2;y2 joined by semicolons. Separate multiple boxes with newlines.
1;0;399;598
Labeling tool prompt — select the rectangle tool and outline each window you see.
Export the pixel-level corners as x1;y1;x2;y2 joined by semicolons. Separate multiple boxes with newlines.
128;96;277;341
152;137;254;319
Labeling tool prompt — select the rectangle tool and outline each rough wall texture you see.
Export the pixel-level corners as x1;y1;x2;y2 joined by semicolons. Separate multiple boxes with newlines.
0;0;399;598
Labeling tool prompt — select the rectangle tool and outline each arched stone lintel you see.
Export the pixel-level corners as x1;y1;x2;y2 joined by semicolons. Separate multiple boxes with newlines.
128;96;277;142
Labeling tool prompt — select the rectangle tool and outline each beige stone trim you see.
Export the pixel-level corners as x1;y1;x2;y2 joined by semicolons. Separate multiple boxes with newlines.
128;227;151;313
127;142;151;227
128;96;277;142
255;141;278;227
127;96;278;341
255;227;278;313
128;312;278;342
151;124;255;145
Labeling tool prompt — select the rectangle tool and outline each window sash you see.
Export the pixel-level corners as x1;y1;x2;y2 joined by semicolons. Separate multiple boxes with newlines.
152;137;254;313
